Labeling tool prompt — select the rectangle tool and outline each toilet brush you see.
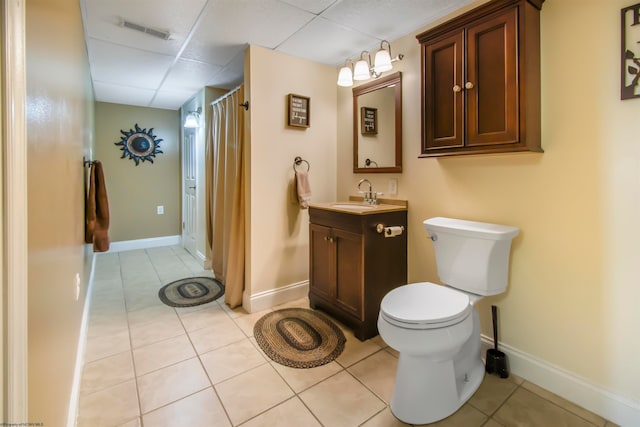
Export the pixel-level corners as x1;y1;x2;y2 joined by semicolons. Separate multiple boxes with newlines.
485;305;509;378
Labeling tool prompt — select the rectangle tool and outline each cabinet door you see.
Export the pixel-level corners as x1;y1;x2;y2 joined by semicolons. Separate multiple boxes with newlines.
423;29;465;151
466;7;518;146
333;228;364;320
309;224;335;300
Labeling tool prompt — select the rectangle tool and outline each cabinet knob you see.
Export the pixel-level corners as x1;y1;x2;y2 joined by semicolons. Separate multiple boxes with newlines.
465;82;475;89
453;85;462;93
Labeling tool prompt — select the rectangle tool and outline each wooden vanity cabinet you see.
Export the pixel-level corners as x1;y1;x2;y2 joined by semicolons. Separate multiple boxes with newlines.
309;207;407;341
417;0;544;157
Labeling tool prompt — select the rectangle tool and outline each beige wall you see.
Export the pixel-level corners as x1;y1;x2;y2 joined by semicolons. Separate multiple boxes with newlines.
94;102;181;242
338;0;640;409
245;45;337;300
25;0;94;424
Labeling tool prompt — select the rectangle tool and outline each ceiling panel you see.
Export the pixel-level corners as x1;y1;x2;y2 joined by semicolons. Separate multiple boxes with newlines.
83;0;207;56
80;0;473;110
93;81;156;108
180;0;314;64
161;58;223;93
88;38;175;89
277;0;339;15
277;17;379;66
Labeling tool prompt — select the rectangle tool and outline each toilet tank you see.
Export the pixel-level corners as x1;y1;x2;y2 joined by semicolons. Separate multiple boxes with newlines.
423;217;519;296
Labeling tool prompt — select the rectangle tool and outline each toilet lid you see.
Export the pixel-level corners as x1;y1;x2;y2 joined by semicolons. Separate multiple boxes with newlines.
380;282;471;326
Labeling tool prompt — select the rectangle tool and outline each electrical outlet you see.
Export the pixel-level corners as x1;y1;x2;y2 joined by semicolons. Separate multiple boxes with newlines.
388;179;398;195
157;205;164;215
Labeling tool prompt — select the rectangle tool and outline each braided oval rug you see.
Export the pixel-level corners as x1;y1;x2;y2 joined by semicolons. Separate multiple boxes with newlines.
253;308;346;369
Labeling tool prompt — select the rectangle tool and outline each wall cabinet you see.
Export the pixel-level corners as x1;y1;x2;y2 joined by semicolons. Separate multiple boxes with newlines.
417;0;544;157
309;206;407;340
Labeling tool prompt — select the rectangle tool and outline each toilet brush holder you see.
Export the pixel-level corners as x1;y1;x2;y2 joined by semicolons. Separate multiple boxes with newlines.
485;305;509;378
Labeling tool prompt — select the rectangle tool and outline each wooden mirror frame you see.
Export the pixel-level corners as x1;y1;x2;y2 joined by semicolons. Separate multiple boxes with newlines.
353;72;402;173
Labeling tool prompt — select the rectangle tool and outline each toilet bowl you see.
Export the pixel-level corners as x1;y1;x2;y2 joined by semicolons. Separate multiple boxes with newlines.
378;217;519;424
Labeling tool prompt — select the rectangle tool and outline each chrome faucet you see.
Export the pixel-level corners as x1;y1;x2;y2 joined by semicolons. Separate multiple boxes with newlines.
357;178;377;204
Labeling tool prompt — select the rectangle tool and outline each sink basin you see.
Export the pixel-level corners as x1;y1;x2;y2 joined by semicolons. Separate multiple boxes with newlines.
330;203;376;211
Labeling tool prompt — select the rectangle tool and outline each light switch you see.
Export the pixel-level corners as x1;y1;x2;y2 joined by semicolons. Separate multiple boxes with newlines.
157;205;164;215
388;179;398;195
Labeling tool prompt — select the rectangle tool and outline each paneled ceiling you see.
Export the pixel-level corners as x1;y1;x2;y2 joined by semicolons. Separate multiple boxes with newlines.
80;0;472;110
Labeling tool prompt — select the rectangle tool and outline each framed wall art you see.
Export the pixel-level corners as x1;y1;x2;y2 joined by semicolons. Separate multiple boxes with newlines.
621;2;640;99
360;107;378;135
115;123;163;165
287;94;310;128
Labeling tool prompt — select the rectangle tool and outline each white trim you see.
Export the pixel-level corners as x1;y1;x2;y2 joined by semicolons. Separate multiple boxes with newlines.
2;0;28;422
107;235;181;253
195;250;206;265
242;281;309;313
480;334;640;426
66;253;96;427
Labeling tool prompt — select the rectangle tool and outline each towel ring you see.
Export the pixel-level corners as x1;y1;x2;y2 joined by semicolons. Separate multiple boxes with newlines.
293;156;310;173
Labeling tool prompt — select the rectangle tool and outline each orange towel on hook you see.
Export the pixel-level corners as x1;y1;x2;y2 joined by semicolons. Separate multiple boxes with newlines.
295;170;312;209
85;161;110;252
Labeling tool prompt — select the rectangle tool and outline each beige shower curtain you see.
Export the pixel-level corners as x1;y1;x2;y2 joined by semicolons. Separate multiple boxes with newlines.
206;85;245;308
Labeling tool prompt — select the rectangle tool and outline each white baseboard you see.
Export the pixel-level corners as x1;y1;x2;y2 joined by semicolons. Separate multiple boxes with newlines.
107;235;181;252
480;334;640;426
195;250;206;266
243;280;309;313
67;252;97;427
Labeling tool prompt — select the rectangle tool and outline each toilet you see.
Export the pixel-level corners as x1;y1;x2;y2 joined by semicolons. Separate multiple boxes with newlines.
378;217;519;424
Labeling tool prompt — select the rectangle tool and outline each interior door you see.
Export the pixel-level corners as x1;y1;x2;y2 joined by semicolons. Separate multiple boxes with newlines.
182;128;197;256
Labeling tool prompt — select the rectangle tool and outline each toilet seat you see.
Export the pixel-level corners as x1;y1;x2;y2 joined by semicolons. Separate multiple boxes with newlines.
380;282;471;330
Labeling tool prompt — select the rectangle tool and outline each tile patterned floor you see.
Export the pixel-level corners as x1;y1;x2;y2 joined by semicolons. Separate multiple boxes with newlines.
76;246;618;427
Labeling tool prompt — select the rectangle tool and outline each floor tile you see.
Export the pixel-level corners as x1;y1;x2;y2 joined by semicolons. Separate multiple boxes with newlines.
142;388;230;427
80;351;135;395
137;357;210;414
215;363;295;425
415;403;487;426
240;396;321;427
200;338;267;384
468;372;518;415
521;381;607;426
84;329;131;363
233;308;273;336
348;349;398;403
77;379;139;427
334;330;383;368
126;304;178;328
299;370;386;427
493;388;596;427
132;334;196;376
271;360;343;393
178;304;229;332
361;408;411;427
188;316;247;354
129;314;185;348
81;248;618;427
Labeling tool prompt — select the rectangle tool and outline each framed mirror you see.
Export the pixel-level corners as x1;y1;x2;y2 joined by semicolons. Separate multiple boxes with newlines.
353;72;402;173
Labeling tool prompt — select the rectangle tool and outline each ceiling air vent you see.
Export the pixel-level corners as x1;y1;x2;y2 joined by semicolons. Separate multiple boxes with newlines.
120;19;171;40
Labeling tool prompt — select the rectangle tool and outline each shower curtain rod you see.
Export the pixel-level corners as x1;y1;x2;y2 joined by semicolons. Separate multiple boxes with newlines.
211;84;247;110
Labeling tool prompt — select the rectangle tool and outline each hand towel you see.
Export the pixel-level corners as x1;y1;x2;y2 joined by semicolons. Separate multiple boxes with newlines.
85;161;110;252
295;170;312;209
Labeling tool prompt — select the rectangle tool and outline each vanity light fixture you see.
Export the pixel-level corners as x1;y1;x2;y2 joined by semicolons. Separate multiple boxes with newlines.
374;40;395;73
337;60;354;87
183;107;202;128
337;40;403;87
354;51;374;81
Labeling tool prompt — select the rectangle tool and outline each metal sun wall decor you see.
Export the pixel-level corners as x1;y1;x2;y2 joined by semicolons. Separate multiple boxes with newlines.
115;124;163;165
622;2;640;99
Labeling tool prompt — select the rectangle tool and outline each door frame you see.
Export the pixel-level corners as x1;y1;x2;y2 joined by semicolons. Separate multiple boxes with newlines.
1;0;29;422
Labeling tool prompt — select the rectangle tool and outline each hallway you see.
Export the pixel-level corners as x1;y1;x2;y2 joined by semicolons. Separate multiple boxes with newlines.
76;247;616;427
